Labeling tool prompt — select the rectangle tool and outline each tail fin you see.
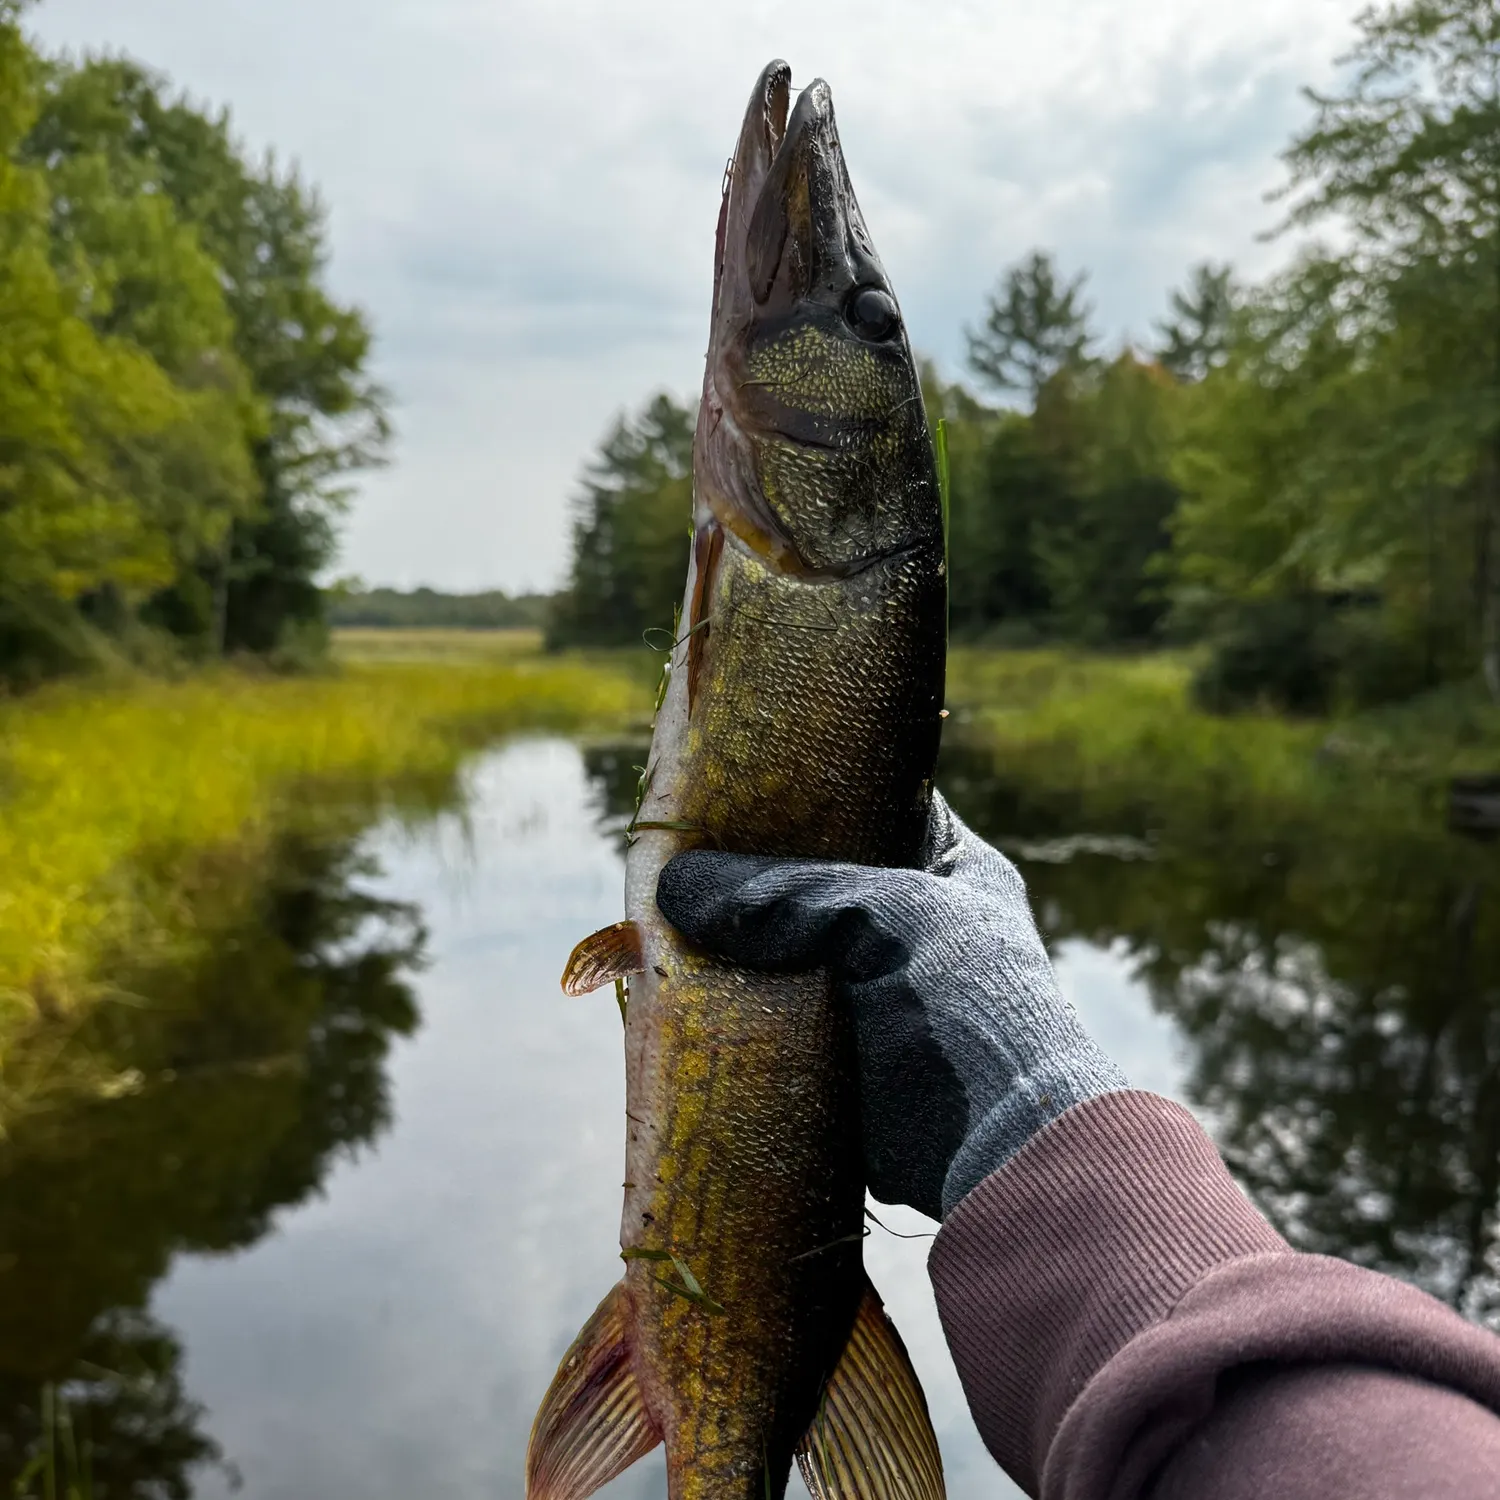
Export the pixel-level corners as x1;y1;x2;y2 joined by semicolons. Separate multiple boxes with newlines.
527;1280;661;1500
796;1281;945;1500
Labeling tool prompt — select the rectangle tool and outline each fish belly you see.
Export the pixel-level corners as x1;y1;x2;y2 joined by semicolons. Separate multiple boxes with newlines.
621;942;866;1499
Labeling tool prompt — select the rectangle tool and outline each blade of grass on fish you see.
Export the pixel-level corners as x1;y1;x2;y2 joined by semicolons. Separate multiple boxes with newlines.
935;417;952;643
651;1276;726;1315
864;1205;935;1241
624;817;715;850
787;1227;870;1264
614;977;628;1026
620;1247;726;1315
668;1252;706;1298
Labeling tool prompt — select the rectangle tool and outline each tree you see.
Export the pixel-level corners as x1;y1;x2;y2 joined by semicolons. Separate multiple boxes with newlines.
548;394;695;647
1276;0;1500;690
0;7;257;683
1155;262;1238;382
1162;1;1500;707
22;53;390;657
966;250;1096;404
922;365;1057;636
1035;354;1182;643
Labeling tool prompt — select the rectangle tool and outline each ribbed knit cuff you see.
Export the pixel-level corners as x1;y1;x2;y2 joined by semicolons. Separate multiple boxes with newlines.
928;1091;1287;1495
941;1049;1131;1216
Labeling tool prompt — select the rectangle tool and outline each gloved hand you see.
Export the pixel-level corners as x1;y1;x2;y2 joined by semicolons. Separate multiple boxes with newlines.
656;793;1128;1220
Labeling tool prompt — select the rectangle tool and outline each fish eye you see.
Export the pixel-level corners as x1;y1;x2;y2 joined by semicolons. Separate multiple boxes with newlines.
846;286;899;341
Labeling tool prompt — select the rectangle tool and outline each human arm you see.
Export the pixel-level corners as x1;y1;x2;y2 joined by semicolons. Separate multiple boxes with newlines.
656;797;1500;1499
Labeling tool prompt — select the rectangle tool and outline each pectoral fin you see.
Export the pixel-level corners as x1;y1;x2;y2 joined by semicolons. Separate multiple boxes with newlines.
796;1281;946;1500
527;1280;660;1500
561;921;645;997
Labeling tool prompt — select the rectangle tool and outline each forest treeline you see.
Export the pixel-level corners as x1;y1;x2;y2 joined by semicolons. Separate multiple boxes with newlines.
0;0;385;687
552;0;1500;715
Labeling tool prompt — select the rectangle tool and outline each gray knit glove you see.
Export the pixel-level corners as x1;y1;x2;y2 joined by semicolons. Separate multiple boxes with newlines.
655;793;1128;1220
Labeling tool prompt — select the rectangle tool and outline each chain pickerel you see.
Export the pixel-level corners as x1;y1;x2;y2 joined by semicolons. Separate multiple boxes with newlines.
528;60;948;1500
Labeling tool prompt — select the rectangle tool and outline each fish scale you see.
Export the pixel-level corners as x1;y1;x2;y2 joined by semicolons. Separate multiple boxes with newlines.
529;59;948;1500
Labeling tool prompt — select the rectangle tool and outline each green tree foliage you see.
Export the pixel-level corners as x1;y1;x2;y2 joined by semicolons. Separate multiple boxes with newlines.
0;6;385;685
549;393;694;648
1034;354;1181;643
0;9;254;682
23;52;389;657
926;352;1181;646
966;250;1097;402
925;368;1057;638
1169;0;1500;709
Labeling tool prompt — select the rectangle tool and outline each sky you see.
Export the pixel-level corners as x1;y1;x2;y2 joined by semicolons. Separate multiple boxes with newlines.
29;0;1366;594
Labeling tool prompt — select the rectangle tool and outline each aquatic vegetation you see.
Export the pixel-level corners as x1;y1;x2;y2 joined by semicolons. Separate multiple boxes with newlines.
0;652;643;1059
946;647;1500;826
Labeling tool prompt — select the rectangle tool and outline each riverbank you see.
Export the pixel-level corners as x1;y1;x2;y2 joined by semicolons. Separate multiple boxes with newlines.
946;648;1500;826
5;634;1493;1112
0;641;644;1102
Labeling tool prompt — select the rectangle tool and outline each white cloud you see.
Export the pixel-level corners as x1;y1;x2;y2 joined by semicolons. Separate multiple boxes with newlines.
30;0;1363;590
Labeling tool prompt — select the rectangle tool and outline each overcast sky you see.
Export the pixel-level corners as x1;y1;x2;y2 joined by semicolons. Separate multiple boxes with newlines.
30;0;1363;593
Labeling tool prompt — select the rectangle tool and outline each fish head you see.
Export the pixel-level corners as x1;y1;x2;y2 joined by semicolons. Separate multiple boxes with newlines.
695;61;941;576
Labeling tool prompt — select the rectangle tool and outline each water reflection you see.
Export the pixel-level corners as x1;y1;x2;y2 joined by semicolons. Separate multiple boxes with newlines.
583;738;1500;1324
0;836;425;1493
6;729;1498;1498
938;737;1500;1326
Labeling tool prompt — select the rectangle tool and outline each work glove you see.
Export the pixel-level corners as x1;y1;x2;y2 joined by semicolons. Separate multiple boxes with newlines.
656;793;1128;1220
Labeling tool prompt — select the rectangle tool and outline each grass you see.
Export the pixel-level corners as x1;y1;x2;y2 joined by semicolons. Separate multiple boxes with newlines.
6;630;1493;1092
12;1384;91;1500
945;646;1500;827
0;643;647;1060
947;648;1324;801
331;626;545;663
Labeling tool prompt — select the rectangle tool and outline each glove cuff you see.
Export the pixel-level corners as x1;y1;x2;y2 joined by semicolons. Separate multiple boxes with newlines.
941;1046;1130;1217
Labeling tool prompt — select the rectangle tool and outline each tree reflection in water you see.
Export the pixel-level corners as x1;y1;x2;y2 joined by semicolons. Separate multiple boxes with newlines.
937;738;1500;1328
582;738;1500;1327
0;835;425;1495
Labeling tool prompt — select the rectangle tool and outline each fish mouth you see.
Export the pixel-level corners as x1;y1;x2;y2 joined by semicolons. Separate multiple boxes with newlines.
694;62;882;577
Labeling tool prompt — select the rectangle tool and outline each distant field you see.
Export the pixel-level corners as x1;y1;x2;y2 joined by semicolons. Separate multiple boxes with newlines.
332;627;545;662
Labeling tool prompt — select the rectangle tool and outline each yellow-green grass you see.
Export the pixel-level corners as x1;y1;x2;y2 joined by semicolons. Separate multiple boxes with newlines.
946;647;1499;823
332;626;545;663
948;649;1321;800
6;635;1489;1083
0;650;648;1055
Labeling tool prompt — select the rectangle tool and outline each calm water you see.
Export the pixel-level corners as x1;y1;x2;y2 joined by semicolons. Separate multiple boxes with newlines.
3;732;1498;1497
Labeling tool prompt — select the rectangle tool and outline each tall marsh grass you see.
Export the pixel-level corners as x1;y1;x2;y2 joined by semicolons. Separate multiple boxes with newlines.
5;635;1488;1084
945;647;1496;827
0;652;644;1053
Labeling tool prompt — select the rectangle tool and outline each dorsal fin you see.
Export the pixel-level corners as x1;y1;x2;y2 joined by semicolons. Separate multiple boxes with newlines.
796;1280;946;1500
561;921;645;997
527;1280;660;1500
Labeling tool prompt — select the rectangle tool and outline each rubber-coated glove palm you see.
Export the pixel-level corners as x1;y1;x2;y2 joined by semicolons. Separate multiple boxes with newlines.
656;794;1128;1220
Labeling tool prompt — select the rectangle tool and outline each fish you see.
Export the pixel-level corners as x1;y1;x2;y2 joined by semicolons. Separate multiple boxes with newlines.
528;60;948;1500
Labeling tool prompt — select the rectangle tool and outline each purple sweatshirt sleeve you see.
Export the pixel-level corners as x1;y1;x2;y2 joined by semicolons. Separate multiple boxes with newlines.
928;1090;1500;1500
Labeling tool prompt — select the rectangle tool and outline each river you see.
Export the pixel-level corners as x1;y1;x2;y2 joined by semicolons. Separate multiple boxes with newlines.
3;731;1497;1497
